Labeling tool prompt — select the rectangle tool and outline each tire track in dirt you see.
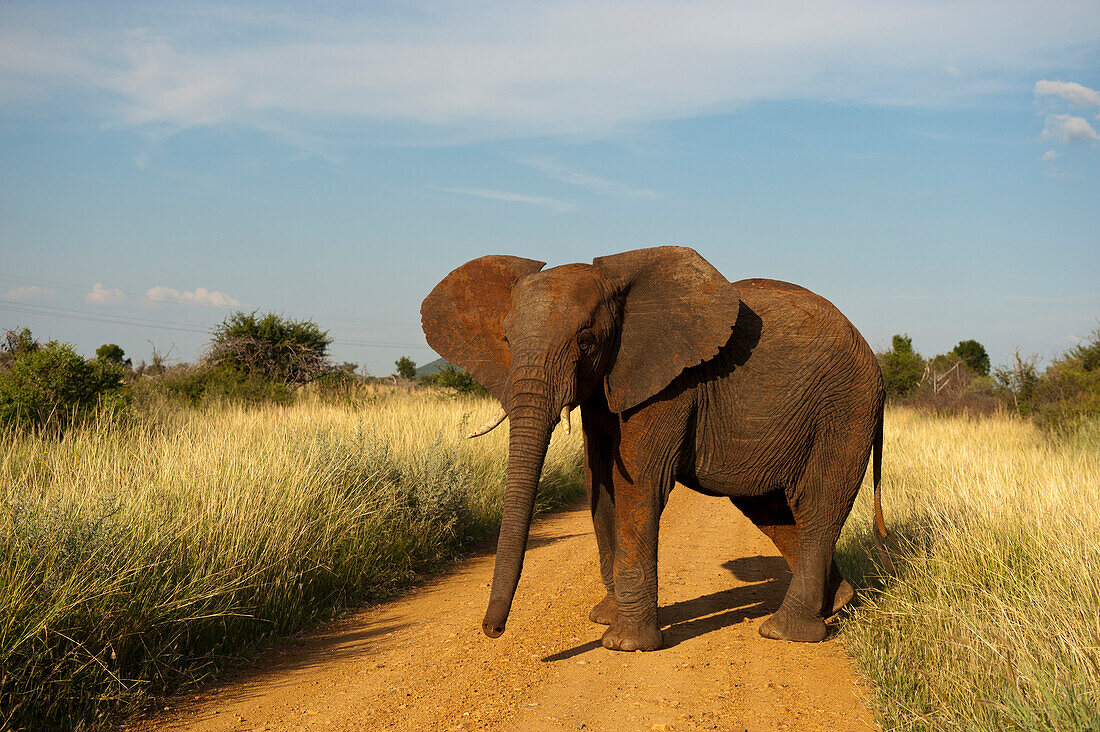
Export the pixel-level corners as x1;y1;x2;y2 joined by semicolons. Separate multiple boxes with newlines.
134;488;878;732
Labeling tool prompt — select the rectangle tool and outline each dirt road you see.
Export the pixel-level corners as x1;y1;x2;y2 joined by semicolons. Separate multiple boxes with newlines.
137;488;878;732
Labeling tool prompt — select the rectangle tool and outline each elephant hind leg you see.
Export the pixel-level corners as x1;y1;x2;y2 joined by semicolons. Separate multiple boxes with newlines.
731;494;854;620
759;444;865;642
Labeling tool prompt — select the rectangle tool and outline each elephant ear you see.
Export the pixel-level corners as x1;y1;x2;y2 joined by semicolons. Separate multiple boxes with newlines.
421;255;546;404
593;246;740;413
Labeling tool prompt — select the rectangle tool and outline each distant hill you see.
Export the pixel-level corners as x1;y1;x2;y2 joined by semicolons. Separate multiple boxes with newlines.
414;357;453;378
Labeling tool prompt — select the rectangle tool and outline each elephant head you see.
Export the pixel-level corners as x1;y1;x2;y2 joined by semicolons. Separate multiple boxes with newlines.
421;246;740;638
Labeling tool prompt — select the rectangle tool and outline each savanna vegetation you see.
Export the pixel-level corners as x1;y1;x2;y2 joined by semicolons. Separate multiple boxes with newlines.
0;390;583;729
2;314;1098;730
838;409;1100;731
876;328;1100;434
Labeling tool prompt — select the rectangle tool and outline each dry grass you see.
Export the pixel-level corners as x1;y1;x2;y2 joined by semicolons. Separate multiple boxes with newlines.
5;395;1097;730
0;390;583;729
838;408;1100;731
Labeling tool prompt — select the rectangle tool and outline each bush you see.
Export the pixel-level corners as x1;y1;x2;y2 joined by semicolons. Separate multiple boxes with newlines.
206;312;332;385
877;334;925;399
904;354;1001;415
1029;326;1100;433
394;356;417;380
130;364;294;409
0;329;125;430
420;364;489;396
95;343;131;369
951;339;990;376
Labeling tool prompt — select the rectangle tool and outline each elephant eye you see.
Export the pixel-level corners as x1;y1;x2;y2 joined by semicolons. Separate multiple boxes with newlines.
577;329;596;352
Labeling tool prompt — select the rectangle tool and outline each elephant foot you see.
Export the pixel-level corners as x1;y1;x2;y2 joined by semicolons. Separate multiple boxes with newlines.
589;592;618;625
759;609;827;643
601;619;663;652
825;579;855;618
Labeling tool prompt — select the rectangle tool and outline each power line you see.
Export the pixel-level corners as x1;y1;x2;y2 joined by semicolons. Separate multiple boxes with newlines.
0;301;215;334
0;301;434;351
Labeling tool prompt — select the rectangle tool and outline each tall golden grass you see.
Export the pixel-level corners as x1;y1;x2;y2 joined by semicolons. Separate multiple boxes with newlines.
838;409;1100;730
0;391;583;729
4;395;1097;730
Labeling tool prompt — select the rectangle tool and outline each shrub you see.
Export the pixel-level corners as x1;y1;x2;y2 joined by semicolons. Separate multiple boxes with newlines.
904;353;1001;415
994;349;1042;415
951;339;990;376
0;327;37;368
0;329;125;430
394;356;417;380
130;364;293;409
877;334;925;399
420;364;489;396
206;312;332;386
95;343;131;369
1029;326;1100;433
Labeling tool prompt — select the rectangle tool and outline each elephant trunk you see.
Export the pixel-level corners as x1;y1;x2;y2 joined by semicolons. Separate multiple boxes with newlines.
482;365;556;638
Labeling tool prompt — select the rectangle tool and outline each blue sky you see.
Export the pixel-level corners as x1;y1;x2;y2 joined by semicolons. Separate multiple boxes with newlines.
1;1;1098;374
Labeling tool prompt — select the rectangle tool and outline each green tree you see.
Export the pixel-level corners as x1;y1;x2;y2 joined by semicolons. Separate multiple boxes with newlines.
951;339;990;376
394;356;417;380
0;329;125;430
206;311;332;385
95;343;131;368
0;327;37;369
878;334;925;398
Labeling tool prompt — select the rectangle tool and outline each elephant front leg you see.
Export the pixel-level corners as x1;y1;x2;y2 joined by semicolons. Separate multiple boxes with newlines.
589;480;618;624
600;484;664;651
584;426;618;625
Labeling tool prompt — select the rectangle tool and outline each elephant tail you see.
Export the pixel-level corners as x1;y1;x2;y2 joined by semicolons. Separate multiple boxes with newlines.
870;401;897;576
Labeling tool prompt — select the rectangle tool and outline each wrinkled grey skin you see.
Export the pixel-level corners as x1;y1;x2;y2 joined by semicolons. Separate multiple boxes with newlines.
422;246;886;651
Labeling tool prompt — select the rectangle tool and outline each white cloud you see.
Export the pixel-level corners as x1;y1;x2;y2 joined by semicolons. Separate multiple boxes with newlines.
1;285;54;301
440;187;577;212
518;156;615;191
85;283;127;305
1041;113;1099;144
1034;79;1100;108
517;156;662;200
945;66;961;76
1040;149;1059;161
146;286;241;307
1;1;1098;140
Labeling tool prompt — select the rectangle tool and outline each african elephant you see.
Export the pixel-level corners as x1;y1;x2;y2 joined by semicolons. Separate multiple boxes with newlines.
421;246;889;651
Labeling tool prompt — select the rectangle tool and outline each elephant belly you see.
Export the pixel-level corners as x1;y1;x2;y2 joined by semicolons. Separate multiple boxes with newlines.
686;435;809;499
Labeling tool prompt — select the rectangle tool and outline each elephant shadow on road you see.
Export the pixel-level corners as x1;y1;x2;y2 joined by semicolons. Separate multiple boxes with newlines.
660;555;790;650
543;554;790;661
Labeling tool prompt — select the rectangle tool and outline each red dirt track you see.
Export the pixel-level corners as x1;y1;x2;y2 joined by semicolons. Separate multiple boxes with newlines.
136;488;878;731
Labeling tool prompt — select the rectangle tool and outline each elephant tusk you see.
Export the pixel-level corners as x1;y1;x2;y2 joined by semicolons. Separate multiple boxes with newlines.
467;407;507;439
560;405;572;435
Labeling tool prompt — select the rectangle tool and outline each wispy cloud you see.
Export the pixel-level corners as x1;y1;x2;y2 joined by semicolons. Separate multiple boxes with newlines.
440;187;577;212
1041;113;1099;144
1;2;1097;141
146;285;241;307
1034;79;1100;108
1;285;54;301
84;283;127;305
516;156;661;200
